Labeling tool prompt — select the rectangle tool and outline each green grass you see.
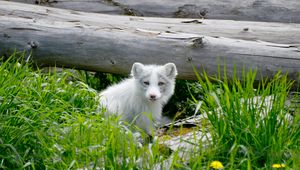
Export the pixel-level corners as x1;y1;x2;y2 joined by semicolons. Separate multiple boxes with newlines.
0;52;299;169
192;66;300;169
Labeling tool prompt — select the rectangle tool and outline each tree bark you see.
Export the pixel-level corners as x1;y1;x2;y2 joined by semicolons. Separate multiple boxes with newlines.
9;0;300;23
1;1;300;83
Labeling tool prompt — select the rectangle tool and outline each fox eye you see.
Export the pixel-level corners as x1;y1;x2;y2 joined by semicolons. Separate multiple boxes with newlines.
158;82;165;86
143;81;150;86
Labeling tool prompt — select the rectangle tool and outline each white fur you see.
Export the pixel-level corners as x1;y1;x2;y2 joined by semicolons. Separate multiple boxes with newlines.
99;62;177;134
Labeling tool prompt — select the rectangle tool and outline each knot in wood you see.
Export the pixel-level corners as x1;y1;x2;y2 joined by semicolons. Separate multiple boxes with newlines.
28;41;39;49
3;33;10;38
190;37;204;48
187;56;193;62
243;27;249;31
110;59;116;65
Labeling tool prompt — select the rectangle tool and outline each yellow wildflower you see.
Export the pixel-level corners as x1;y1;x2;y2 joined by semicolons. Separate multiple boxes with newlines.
210;161;224;169
272;163;286;168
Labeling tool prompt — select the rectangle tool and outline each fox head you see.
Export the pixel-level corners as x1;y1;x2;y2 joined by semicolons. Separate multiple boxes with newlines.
131;62;177;102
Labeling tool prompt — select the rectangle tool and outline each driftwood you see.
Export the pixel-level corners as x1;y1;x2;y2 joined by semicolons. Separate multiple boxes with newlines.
0;1;300;82
9;0;300;23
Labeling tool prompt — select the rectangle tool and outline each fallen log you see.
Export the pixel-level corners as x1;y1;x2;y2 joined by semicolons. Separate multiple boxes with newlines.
10;0;300;23
0;1;300;83
2;1;300;44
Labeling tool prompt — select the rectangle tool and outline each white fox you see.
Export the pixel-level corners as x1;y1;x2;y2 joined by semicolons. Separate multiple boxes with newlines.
99;62;177;135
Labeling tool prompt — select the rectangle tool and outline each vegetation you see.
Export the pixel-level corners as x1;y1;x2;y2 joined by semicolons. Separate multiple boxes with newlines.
0;52;299;169
191;66;300;169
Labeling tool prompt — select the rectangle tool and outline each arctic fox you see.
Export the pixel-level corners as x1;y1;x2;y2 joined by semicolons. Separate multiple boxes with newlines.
99;62;177;135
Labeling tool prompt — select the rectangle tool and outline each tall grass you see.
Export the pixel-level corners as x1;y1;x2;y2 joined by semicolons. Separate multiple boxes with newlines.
192;66;300;169
0;53;99;168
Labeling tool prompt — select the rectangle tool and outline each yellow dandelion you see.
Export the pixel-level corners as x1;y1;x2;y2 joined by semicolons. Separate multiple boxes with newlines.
272;163;286;168
210;161;224;169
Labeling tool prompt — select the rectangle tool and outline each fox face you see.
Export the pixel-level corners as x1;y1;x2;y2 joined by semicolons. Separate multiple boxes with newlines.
131;62;177;102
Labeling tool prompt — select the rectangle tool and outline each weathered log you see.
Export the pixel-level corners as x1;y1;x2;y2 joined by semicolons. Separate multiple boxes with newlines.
0;1;300;83
9;0;300;23
2;1;300;44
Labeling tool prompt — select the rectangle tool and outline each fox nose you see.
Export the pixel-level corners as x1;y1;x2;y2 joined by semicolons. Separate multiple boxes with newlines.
150;94;156;99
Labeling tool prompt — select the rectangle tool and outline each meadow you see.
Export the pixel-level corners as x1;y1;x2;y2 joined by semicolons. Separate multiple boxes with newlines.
0;53;299;169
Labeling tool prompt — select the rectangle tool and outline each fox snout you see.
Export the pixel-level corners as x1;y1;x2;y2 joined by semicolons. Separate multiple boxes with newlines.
146;88;161;102
149;94;158;101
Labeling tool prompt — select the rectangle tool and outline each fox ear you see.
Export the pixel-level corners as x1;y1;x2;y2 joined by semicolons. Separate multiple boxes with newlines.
164;63;177;79
131;62;144;78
